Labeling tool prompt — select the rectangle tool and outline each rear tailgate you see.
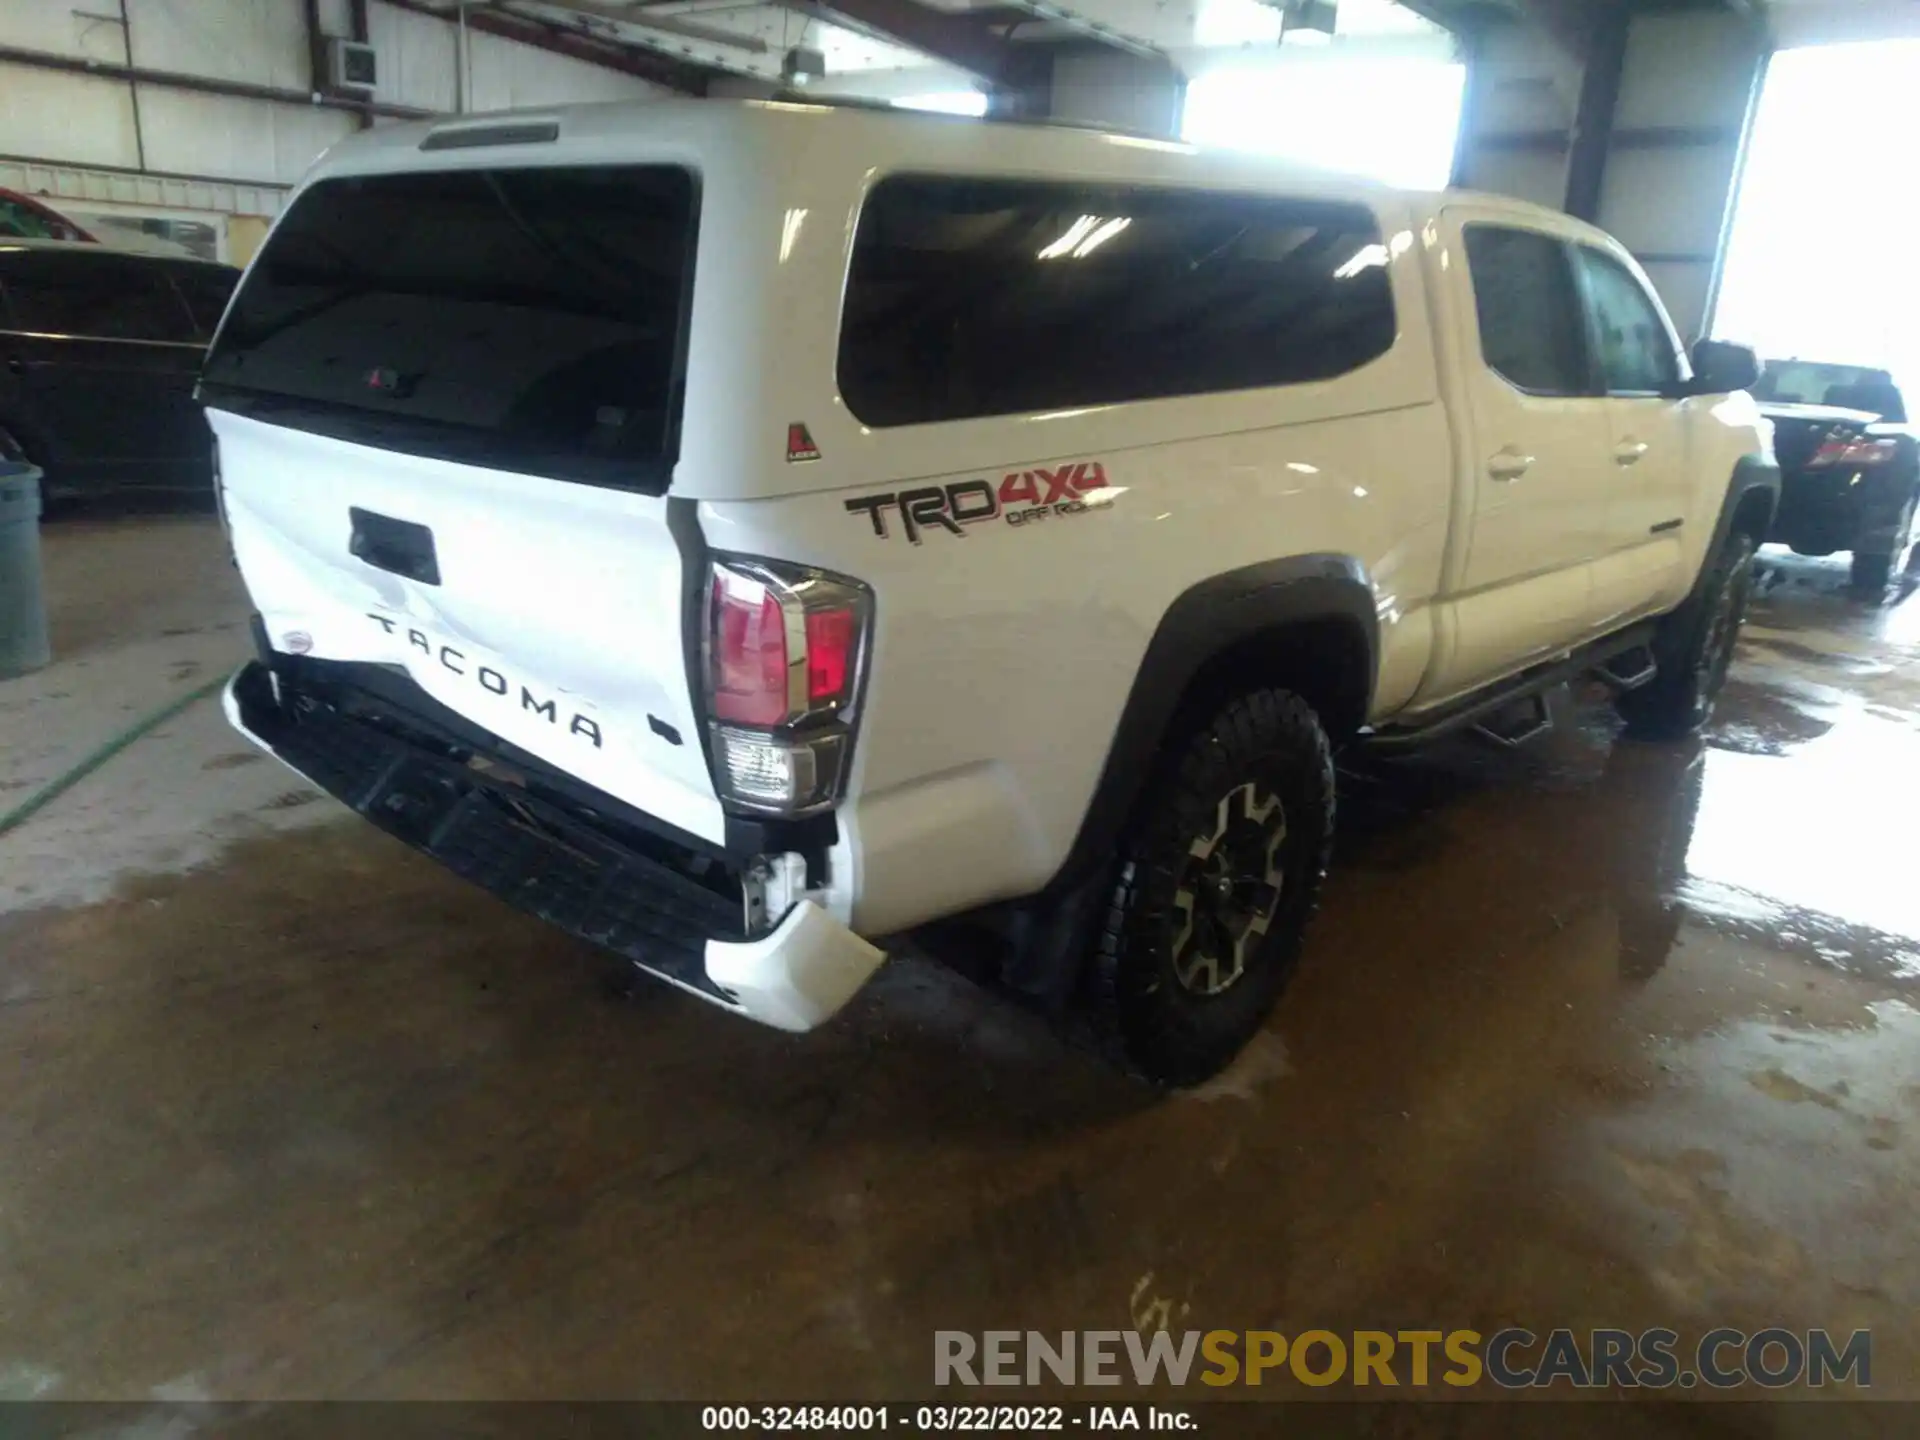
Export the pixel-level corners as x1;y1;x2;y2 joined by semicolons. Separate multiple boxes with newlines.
201;159;724;844
211;411;722;842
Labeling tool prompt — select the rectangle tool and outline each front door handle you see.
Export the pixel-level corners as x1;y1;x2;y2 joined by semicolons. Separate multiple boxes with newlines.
4;357;24;376
1488;449;1534;482
1615;439;1650;466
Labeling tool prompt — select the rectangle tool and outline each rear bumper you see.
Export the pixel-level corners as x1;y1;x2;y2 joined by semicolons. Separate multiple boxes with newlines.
223;660;883;1032
1773;466;1917;555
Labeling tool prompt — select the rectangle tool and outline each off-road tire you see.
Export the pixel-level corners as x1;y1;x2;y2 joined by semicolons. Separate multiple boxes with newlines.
1085;688;1334;1087
1851;549;1897;597
1848;493;1917;601
1619;531;1757;741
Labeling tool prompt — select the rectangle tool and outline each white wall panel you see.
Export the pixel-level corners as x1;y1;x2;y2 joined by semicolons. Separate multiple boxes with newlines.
466;29;665;109
1600;144;1742;257
1473;28;1580;134
0;3;127;58
1639;262;1712;344
127;0;308;89
1049;52;1182;137
361;3;664;113
367;0;457;111
1456;25;1577;206
0;62;140;167
0;0;668;205
1457;145;1567;207
1599;11;1763;338
1616;11;1759;129
0;158;285;218
136;86;356;185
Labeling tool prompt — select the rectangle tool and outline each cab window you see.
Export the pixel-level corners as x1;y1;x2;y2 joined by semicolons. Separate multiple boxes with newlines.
839;176;1397;426
1574;247;1681;396
1462;225;1590;397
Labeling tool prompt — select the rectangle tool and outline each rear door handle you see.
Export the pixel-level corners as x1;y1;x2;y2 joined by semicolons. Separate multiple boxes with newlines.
1615;440;1650;466
1488;449;1533;481
4;357;25;376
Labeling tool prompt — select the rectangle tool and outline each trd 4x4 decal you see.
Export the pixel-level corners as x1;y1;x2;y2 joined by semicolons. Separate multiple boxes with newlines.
845;461;1113;544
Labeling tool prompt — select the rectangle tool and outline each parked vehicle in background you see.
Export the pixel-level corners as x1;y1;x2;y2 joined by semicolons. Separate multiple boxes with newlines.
1753;359;1919;596
204;101;1777;1085
0;189;94;242
0;240;238;499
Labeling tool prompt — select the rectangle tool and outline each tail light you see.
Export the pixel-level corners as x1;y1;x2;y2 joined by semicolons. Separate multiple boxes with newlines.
1808;435;1899;469
704;557;871;816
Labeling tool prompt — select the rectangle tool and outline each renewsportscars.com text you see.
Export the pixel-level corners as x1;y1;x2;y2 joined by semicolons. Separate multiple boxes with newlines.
934;1328;1871;1390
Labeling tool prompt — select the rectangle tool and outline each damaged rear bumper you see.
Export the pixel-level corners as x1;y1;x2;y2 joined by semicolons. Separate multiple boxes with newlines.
223;660;883;1032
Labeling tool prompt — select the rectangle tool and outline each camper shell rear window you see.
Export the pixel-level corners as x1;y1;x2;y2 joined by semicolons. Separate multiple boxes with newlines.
201;164;697;491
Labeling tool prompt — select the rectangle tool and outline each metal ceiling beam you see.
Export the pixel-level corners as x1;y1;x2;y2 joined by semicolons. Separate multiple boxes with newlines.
1562;0;1625;218
1397;0;1597;60
501;0;772;80
375;0;718;94
529;0;769;54
784;0;1031;84
988;1;1161;59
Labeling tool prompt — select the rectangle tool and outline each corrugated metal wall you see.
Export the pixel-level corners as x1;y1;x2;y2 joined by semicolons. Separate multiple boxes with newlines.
1454;12;1765;340
0;0;668;217
363;0;662;114
1601;11;1765;342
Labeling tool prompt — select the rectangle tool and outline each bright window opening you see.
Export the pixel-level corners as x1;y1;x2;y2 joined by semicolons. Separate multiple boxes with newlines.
892;90;988;117
1714;40;1920;389
1180;59;1465;189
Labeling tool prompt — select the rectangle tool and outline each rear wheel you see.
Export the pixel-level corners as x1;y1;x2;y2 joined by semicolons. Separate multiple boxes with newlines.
1849;493;1918;601
1619;531;1757;741
1085;688;1334;1087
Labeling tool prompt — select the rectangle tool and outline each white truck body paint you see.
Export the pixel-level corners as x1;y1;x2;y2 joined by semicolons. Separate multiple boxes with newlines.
208;99;1769;1027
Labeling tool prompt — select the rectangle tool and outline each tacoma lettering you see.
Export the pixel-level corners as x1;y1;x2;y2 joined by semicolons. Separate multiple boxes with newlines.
365;613;604;749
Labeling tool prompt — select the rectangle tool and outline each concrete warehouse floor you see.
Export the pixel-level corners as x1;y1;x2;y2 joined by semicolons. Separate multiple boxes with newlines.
3;515;1919;1435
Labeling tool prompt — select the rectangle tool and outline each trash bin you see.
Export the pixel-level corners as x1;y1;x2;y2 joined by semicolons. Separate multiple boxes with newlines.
0;460;50;680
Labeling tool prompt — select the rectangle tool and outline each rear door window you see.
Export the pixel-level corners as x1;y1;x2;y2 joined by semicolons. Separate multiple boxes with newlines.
1462;225;1590;397
200;165;697;491
5;252;197;342
838;176;1396;426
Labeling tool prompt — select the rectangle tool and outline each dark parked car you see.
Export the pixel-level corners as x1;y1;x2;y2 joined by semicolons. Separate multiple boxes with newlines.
0;239;238;499
1753;358;1919;595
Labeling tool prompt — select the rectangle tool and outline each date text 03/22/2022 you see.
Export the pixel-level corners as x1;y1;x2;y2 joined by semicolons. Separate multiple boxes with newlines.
701;1406;1192;1432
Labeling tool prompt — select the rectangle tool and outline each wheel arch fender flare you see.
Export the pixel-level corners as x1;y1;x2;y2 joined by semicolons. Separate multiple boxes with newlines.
1704;453;1780;582
1045;552;1378;899
1647;453;1775;669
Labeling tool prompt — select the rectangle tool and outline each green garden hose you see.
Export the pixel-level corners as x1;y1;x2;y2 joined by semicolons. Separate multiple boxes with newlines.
0;674;227;841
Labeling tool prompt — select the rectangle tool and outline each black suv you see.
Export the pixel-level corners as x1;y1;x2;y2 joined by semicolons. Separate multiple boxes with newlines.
1754;359;1919;596
0;240;238;499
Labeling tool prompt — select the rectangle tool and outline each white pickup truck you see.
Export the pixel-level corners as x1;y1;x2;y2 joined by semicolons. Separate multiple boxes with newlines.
202;100;1779;1085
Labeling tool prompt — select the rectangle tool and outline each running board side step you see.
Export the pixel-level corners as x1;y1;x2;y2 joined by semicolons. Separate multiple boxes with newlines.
1595;643;1658;692
1362;620;1660;754
1473;693;1553;748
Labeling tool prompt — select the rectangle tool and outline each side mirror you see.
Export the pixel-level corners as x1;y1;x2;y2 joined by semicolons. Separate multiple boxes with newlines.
1688;339;1761;396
